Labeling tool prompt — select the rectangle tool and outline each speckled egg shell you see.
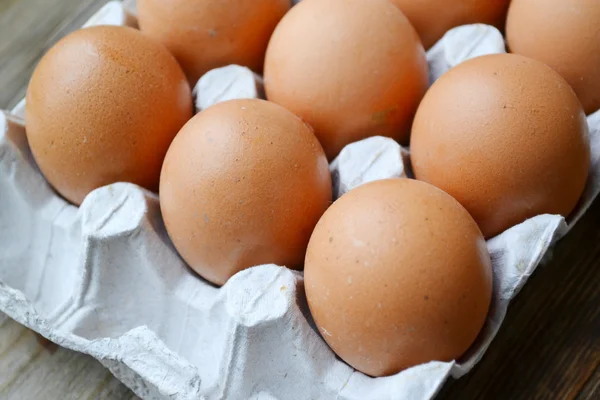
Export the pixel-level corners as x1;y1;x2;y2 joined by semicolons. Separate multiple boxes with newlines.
264;0;428;160
25;25;193;205
506;0;600;114
411;54;590;238
160;99;332;286
137;0;290;84
304;178;492;377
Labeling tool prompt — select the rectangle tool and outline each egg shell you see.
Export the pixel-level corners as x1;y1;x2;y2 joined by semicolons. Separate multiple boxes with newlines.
137;0;290;84
506;0;600;115
389;0;511;49
411;53;590;238
304;178;492;377
159;99;332;286
25;25;192;205
264;0;428;160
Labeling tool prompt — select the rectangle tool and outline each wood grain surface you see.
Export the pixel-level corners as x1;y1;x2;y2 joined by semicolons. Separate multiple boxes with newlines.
0;315;135;399
0;1;598;399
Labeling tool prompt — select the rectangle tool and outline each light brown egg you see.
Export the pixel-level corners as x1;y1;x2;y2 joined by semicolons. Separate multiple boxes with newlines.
305;178;492;377
264;0;428;160
137;0;290;84
506;0;600;115
25;25;192;205
160;99;331;286
411;54;590;238
389;0;511;49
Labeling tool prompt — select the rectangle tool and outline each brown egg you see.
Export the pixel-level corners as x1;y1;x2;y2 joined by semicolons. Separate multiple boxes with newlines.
389;0;511;49
137;0;290;84
411;54;590;238
264;0;428;160
25;25;192;205
160;99;331;286
305;178;492;377
506;0;600;115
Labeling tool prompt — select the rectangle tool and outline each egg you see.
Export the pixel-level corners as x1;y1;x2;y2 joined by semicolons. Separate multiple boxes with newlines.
137;0;290;84
305;178;492;377
506;0;600;115
389;0;511;49
411;54;590;238
160;99;331;286
25;25;192;205
264;0;428;160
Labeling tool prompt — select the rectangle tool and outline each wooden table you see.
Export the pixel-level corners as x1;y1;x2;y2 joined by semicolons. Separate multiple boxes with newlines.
0;1;598;399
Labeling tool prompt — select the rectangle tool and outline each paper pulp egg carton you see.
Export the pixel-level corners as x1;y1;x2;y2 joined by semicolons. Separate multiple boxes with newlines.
2;2;600;399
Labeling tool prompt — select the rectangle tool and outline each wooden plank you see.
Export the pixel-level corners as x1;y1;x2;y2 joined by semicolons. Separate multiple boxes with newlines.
578;365;600;400
0;319;135;399
0;0;108;109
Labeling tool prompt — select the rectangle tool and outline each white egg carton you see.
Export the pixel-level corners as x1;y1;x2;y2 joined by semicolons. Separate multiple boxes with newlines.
2;2;600;399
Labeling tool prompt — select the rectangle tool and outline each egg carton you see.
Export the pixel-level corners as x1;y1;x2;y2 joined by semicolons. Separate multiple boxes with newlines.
1;2;600;400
